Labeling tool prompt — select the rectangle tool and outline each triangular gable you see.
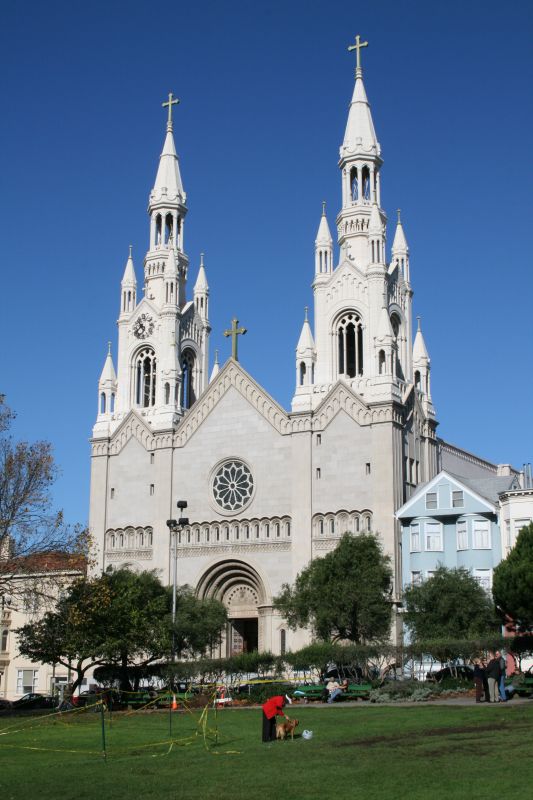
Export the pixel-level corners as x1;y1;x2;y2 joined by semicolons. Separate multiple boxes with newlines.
396;470;496;519
107;409;158;456
320;261;369;313
174;358;291;447
311;380;372;429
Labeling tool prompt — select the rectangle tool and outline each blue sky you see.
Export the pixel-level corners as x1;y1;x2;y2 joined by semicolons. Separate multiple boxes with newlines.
1;0;532;528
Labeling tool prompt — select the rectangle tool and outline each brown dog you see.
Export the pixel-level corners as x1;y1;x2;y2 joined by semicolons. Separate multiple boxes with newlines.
276;716;299;740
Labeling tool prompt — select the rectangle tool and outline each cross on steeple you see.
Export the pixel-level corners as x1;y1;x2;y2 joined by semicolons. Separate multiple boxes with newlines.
223;318;247;361
348;34;368;72
162;92;180;128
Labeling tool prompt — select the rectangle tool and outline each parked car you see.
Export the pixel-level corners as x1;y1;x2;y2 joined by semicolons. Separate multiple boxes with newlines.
425;665;474;684
0;697;13;712
11;693;57;710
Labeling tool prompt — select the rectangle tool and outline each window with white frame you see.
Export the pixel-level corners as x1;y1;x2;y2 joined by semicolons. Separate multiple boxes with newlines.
513;519;531;548
425;492;437;510
17;669;39;694
452;490;464;508
426;570;436;579
505;520;511;549
456;520;468;550
473;568;492;592
472;519;491;549
425;521;442;551
411;571;422;586
410;523;421;552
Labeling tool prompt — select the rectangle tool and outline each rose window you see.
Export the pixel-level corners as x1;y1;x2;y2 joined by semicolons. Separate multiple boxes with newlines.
212;460;254;512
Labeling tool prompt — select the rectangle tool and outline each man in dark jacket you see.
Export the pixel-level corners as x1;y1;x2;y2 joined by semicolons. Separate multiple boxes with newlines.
485;654;502;702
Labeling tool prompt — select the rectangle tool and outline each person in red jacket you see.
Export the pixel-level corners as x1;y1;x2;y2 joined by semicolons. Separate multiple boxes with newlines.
261;694;292;742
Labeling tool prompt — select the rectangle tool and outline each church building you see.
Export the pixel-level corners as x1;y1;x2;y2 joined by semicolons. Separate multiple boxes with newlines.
88;39;502;655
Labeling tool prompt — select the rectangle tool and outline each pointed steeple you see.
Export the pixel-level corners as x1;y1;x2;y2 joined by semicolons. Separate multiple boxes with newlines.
413;317;429;363
315;202;334;275
99;341;117;384
120;246;137;315
194;252;209;292
151;121;185;204
121;245;137;286
392;209;408;252
392;209;410;282
210;349;220;382
296;307;315;354
97;342;117;421
316;201;333;245
341;59;380;157
193;252;209;320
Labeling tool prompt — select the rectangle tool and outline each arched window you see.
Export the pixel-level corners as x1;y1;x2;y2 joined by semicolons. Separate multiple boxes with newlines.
299;362;306;386
156;214;162;245
378;350;386;375
362;166;370;201
415;370;421;388
108;532;115;549
390;313;403;379
280;629;286;656
337;313;363;377
110;393;115;413
146;528;153;546
164;382;170;404
1;630;8;652
164;213;173;245
350;167;358;201
135;348;157;407
100;393;106;414
181;349;196;409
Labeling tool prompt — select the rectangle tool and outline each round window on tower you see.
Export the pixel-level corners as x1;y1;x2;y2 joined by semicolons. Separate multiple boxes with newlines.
211;459;254;513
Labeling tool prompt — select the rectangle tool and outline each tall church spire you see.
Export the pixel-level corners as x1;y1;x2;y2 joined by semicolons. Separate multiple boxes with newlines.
145;94;189;309
337;36;384;268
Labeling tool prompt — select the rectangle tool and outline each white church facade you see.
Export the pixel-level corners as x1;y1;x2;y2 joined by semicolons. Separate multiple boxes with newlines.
88;42;508;655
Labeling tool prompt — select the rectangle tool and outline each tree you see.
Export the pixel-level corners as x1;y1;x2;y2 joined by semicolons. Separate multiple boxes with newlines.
403;566;499;643
493;522;533;631
274;533;392;644
16;569;227;691
0;395;88;602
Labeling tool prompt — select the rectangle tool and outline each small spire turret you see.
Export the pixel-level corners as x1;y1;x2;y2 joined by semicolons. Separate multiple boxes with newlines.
97;342;117;420
120;246;137;315
315;202;333;275
392;209;410;281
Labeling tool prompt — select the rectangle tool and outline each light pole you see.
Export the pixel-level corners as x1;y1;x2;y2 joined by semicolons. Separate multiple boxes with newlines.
166;500;189;662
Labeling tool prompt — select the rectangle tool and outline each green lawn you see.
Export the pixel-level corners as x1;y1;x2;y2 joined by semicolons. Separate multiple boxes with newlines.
0;702;531;799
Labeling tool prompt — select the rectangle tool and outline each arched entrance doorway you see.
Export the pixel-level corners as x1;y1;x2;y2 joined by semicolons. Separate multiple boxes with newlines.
196;560;267;656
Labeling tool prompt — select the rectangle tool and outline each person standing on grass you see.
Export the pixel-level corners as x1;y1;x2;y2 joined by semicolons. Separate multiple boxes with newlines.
473;659;485;703
485;653;502;703
496;650;507;701
261;694;292;742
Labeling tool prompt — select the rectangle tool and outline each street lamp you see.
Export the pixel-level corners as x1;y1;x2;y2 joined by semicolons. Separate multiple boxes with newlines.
166;501;189;661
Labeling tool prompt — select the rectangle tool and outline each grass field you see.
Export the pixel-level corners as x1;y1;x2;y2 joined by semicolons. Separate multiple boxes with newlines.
0;702;531;800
